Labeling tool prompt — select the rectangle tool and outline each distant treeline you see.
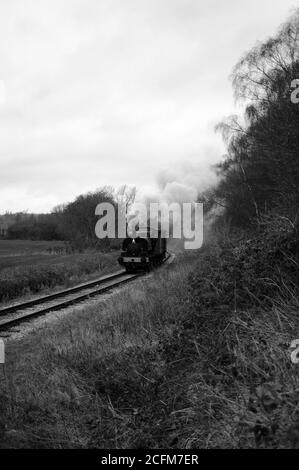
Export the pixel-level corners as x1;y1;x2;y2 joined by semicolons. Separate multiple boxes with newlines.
2;186;136;250
5;213;62;241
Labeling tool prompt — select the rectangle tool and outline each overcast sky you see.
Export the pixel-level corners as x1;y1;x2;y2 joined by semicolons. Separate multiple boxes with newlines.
0;0;297;212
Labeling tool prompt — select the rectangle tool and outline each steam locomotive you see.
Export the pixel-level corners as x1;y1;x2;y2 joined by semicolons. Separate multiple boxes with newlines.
118;227;167;273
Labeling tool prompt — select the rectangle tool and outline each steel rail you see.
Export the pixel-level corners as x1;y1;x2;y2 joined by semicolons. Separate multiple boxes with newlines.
0;252;172;333
0;272;139;331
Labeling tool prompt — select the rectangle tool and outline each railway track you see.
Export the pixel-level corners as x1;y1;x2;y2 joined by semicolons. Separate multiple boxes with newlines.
0;253;172;334
0;270;140;334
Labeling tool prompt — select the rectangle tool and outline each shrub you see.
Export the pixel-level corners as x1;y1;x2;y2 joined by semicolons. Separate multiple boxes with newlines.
190;215;299;312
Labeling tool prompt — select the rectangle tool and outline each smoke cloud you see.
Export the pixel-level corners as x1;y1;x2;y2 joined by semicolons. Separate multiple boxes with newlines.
141;160;218;205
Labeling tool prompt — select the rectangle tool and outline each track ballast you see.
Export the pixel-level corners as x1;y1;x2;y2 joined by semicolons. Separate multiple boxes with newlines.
0;270;139;334
0;253;172;334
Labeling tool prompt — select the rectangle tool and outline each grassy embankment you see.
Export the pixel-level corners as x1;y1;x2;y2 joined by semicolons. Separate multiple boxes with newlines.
0;220;298;449
0;240;119;304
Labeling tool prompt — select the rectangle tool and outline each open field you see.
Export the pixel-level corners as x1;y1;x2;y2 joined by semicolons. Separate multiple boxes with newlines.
0;240;120;304
0;240;66;255
0;240;69;271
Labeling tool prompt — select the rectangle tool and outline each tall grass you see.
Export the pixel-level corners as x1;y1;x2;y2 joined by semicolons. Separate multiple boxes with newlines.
0;258;196;448
0;226;298;448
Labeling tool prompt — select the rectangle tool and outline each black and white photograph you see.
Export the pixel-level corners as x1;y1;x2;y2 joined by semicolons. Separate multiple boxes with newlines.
0;0;299;454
